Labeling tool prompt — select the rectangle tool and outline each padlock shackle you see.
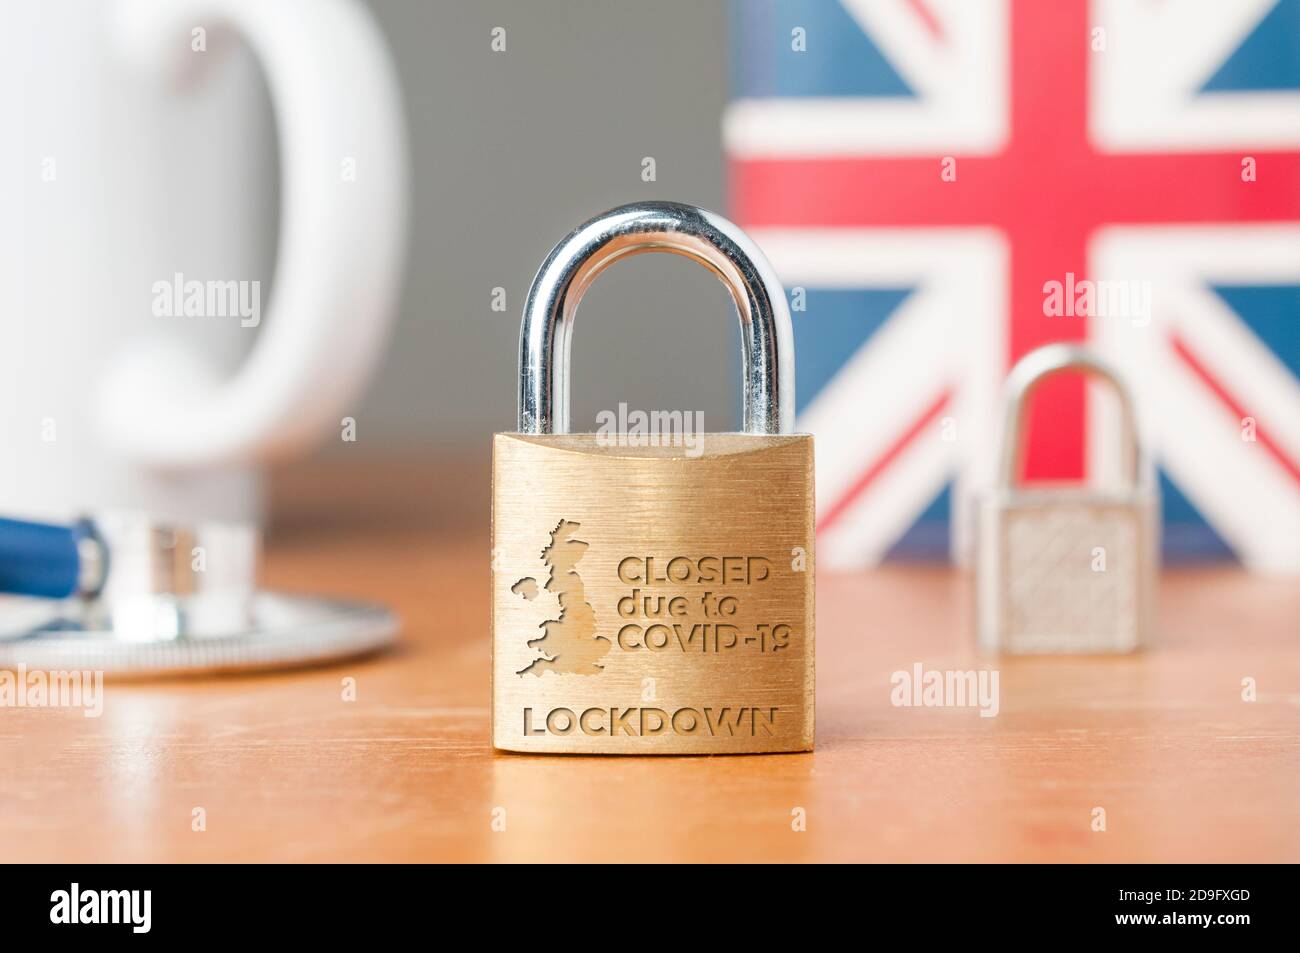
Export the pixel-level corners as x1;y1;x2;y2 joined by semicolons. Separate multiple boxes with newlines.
517;201;794;435
999;344;1141;489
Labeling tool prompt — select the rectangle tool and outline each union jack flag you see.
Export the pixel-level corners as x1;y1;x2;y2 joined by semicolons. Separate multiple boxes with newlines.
727;0;1300;572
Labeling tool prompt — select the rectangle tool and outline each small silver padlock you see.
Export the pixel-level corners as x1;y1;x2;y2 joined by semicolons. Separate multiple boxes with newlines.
976;344;1158;653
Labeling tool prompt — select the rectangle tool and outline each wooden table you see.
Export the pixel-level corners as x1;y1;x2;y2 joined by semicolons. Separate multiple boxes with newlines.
2;456;1297;862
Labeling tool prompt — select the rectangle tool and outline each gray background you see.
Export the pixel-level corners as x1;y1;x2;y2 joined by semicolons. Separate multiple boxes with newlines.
356;0;736;448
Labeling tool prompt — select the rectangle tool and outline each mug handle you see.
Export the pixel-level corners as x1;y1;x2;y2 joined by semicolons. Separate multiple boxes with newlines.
99;0;407;468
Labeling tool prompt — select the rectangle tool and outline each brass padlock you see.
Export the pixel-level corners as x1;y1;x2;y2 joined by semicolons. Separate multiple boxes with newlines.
492;201;814;754
976;344;1158;653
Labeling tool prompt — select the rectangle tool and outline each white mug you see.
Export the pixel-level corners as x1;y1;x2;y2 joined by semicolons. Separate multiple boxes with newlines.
1;0;407;523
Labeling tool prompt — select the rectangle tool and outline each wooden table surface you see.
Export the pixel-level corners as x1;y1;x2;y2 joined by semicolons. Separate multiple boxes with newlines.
3;455;1297;863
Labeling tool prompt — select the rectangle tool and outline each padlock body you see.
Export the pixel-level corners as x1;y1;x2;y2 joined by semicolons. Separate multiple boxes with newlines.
492;433;814;754
976;488;1157;653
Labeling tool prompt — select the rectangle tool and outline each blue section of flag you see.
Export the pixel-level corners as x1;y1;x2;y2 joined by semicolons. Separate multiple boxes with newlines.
792;288;914;414
729;0;914;98
1211;284;1300;379
1159;469;1237;562
1201;0;1300;92
885;482;952;561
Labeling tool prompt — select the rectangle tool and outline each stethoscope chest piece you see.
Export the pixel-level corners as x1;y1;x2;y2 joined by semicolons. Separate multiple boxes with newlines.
0;513;396;675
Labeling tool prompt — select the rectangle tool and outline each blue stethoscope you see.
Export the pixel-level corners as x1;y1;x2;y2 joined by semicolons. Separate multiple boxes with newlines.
0;512;396;675
0;516;106;599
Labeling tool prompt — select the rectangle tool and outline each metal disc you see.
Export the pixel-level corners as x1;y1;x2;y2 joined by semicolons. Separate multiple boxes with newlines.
0;591;398;676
